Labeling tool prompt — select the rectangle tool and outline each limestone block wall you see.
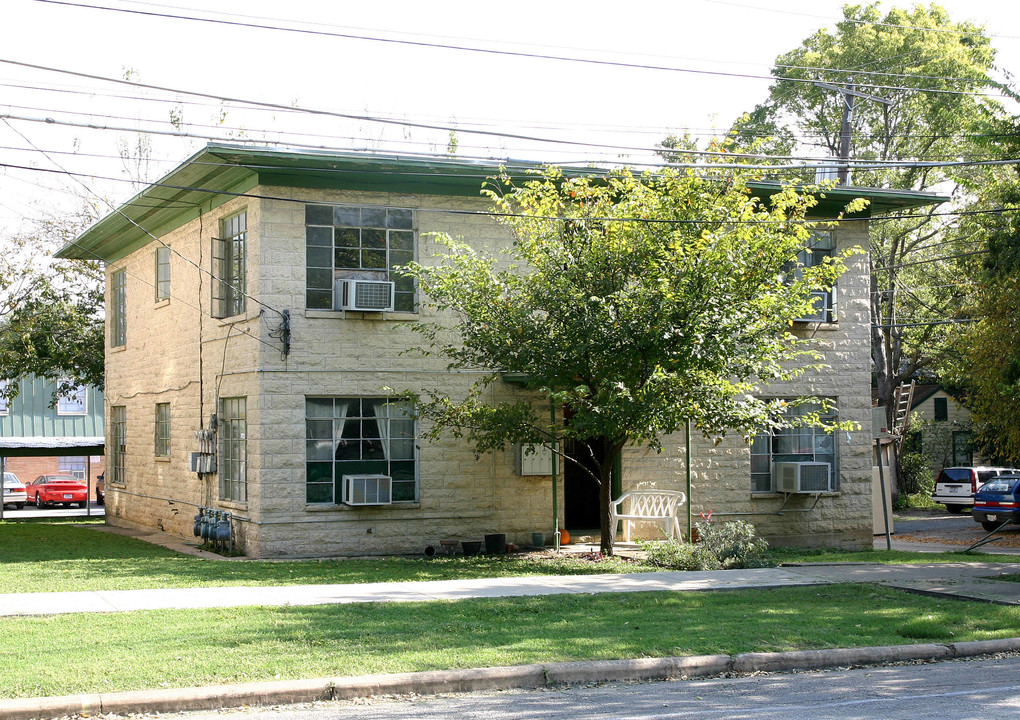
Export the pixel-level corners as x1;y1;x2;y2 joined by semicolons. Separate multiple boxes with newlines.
102;194;262;541
102;182;875;557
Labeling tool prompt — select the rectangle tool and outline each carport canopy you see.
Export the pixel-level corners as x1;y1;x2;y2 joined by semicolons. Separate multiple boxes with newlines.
0;437;105;457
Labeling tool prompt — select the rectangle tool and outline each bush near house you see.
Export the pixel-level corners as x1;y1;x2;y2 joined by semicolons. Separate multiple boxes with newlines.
642;520;770;570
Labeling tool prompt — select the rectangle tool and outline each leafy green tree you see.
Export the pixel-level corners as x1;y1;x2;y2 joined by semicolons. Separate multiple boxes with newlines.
0;208;105;402
399;166;859;554
942;171;1020;462
729;3;1003;488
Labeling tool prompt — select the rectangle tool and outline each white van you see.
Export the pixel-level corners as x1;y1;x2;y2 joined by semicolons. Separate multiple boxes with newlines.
932;466;1020;513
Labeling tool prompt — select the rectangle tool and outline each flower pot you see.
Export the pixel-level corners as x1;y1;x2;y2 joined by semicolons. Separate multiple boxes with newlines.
531;532;546;548
461;540;482;556
484;533;507;554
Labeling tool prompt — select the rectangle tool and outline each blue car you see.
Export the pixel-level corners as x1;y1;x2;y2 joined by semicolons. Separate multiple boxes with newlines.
972;474;1020;532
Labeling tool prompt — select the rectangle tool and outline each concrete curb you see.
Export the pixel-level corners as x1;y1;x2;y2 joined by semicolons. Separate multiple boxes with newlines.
2;639;1018;720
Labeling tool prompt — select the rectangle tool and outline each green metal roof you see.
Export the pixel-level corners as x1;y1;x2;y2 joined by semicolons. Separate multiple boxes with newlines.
58;144;949;262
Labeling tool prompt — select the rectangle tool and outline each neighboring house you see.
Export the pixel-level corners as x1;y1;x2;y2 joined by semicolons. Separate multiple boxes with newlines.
57;144;945;557
0;376;105;486
907;385;979;473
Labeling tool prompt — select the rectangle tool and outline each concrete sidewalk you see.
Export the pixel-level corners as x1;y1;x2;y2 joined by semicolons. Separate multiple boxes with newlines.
2;559;1019;618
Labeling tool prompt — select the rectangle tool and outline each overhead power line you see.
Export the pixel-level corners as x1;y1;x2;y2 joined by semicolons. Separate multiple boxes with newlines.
8;7;1007;102
5;110;1020;173
1;121;291;354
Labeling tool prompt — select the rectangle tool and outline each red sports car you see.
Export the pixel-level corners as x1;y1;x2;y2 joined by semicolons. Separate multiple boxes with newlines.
26;475;89;508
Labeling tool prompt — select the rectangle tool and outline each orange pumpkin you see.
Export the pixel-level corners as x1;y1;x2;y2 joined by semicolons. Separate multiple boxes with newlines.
559;529;571;545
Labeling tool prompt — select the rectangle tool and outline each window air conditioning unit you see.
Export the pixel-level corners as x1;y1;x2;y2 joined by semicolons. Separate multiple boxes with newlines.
335;279;394;312
773;462;831;493
342;474;393;506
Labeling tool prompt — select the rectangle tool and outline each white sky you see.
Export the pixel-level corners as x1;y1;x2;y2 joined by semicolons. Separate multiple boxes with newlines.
0;0;1018;231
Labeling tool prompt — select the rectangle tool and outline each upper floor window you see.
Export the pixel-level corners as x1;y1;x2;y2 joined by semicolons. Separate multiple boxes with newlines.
57;382;87;415
213;212;247;318
0;380;8;415
111;268;127;347
305;204;416;313
155;245;171;302
751;400;838;493
934;397;949;421
793;230;836;323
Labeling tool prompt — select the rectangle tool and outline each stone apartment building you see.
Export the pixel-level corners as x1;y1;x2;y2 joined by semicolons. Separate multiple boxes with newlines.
58;144;945;557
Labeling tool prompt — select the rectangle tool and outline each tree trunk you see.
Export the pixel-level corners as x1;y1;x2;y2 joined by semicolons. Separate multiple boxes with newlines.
597;437;627;556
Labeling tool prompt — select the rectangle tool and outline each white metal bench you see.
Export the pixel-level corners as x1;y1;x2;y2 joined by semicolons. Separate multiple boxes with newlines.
609;489;687;543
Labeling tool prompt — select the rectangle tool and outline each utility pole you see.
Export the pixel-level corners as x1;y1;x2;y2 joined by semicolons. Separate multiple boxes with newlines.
813;79;892;185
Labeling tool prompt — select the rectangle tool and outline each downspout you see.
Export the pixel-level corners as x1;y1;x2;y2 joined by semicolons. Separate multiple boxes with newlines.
686;419;693;541
550;398;559;551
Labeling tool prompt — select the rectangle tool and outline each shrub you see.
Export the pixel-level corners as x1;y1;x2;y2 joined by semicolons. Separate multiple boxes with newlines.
640;520;770;570
695;519;771;568
640;538;720;571
899;452;934;496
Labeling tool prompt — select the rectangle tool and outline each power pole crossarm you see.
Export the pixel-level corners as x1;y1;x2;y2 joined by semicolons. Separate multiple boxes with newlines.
813;79;892;185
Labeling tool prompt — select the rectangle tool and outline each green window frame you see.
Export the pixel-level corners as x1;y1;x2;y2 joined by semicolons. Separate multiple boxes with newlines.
155;402;171;457
155;245;171;301
111;269;127;347
218;397;247;502
109;405;126;486
793;230;837;322
213;212;247;318
304;204;416;312
751;401;838;492
305;397;417;504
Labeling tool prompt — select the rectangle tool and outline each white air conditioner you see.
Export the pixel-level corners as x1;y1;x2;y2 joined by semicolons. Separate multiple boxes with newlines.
342;474;393;505
773;462;831;493
335;279;394;312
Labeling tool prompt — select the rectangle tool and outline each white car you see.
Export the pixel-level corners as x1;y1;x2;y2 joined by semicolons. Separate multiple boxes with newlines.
932;466;1020;513
2;472;27;509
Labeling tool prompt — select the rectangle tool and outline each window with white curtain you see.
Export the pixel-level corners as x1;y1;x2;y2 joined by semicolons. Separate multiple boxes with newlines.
305;397;416;504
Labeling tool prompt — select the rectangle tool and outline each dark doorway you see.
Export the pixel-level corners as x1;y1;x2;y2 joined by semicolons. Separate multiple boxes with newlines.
563;437;604;530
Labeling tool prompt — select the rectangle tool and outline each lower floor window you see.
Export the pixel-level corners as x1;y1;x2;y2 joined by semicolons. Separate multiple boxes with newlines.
952;431;973;466
58;456;86;479
305;397;417;504
110;406;126;485
751;401;837;492
219;397;247;502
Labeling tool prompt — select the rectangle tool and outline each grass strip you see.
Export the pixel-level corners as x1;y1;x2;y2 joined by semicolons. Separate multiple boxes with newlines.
1;523;1013;594
0;522;645;594
1;584;1017;700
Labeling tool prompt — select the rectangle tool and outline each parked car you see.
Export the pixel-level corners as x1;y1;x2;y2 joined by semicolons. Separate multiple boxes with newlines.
25;474;89;508
2;472;27;509
972;474;1020;532
931;466;1020;513
95;472;105;505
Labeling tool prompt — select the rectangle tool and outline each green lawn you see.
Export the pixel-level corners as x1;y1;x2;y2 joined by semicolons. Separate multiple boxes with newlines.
0;522;1012;594
1;584;1017;700
0;521;647;594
